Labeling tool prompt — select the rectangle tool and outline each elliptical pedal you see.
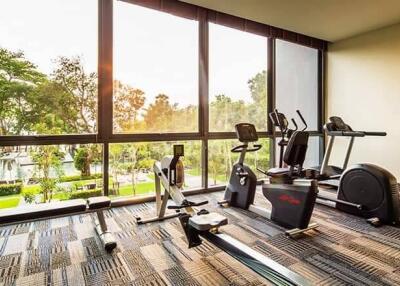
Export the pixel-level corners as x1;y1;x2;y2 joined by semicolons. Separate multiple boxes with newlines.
366;217;382;227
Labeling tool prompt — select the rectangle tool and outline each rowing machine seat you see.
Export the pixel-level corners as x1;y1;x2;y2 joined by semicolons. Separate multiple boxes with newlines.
189;212;228;231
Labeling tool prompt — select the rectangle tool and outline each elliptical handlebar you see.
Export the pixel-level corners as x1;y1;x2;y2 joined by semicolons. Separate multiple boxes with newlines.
231;144;262;153
296;110;308;131
291;118;298;131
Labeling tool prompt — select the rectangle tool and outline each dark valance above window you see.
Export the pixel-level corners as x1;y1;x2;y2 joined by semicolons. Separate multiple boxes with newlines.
120;0;328;51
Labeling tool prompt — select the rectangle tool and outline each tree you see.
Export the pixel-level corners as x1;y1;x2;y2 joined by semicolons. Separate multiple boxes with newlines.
0;48;45;135
247;70;267;130
114;80;146;132
31;116;65;202
74;148;91;177
51;56;97;133
144;94;176;132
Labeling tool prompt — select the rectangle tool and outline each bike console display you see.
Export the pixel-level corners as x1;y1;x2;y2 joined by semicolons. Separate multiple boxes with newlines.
235;123;258;143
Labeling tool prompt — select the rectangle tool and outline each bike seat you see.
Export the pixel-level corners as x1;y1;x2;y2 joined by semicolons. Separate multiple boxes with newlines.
267;167;290;176
189;212;228;231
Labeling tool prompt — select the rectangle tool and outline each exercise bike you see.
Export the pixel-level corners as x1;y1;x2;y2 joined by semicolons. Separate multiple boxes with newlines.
218;122;318;238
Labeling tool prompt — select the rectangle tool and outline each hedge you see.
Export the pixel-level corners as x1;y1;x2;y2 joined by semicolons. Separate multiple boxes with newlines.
59;173;102;183
28;173;102;184
69;188;102;199
0;183;23;196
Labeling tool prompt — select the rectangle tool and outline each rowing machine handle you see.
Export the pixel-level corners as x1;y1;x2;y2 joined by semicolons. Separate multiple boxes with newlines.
168;200;209;209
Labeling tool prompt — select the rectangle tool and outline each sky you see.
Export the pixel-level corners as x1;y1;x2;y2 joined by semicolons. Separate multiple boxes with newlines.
0;0;267;108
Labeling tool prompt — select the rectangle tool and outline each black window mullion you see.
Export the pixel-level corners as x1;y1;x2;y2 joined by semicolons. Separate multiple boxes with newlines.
98;0;113;196
199;9;209;189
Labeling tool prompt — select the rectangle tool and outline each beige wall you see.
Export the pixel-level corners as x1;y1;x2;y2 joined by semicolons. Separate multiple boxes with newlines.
327;23;400;178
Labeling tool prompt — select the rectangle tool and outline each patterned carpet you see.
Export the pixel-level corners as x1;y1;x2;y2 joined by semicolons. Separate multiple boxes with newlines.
0;189;400;286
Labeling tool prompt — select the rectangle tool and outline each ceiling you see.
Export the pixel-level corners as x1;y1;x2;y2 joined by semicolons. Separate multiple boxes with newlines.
181;0;400;42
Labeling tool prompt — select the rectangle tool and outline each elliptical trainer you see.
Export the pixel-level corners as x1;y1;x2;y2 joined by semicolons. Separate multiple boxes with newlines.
309;116;400;226
219;122;318;238
272;110;400;227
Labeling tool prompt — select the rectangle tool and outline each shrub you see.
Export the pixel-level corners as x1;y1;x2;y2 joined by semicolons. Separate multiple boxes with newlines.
22;189;36;204
69;188;102;199
0;183;23;196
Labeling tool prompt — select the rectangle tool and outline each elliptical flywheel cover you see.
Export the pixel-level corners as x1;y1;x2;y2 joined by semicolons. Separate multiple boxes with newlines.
339;164;385;211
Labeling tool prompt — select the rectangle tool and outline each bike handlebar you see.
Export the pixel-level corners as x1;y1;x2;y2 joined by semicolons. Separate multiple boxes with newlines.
231;144;262;153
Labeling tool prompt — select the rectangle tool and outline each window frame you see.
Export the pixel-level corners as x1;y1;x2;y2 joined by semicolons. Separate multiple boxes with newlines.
0;0;326;200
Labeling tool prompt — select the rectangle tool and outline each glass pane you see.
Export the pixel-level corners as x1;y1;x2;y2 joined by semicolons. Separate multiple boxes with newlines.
208;139;270;186
109;141;201;199
0;144;103;209
113;2;198;133
275;40;318;131
209;24;268;132
0;0;98;135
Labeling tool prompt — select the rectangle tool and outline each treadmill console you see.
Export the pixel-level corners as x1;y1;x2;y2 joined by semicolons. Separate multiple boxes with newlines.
235;123;258;143
327;116;352;131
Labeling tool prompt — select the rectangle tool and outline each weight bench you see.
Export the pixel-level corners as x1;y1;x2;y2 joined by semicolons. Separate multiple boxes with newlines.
0;196;117;252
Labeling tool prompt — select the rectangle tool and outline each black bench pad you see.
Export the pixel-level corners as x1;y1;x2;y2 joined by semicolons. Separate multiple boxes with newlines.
87;196;111;210
0;199;87;225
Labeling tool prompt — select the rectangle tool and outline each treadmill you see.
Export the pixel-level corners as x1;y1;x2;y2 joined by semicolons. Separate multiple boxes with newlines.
307;116;387;188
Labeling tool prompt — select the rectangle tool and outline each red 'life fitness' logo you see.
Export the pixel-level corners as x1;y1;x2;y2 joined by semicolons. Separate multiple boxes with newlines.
279;194;301;205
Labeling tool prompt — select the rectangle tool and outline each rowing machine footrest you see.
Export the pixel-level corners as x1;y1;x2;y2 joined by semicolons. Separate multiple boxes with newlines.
189;212;228;232
197;209;209;215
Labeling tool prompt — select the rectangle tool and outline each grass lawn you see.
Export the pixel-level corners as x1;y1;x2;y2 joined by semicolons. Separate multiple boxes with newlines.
114;182;155;197
0;195;21;209
52;192;71;201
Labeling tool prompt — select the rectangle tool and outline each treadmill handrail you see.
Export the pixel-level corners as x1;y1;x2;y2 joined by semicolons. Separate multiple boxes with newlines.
327;131;387;137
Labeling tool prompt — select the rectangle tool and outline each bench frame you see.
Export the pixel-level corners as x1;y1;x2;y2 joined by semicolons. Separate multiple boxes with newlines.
0;199;117;252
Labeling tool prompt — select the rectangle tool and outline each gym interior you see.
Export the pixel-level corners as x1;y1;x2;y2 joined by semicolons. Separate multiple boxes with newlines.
1;0;400;285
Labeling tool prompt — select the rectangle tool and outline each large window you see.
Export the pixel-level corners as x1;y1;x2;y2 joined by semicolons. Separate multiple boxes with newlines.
209;24;268;133
0;144;103;209
0;0;98;135
276;40;319;131
113;2;199;133
0;0;324;207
